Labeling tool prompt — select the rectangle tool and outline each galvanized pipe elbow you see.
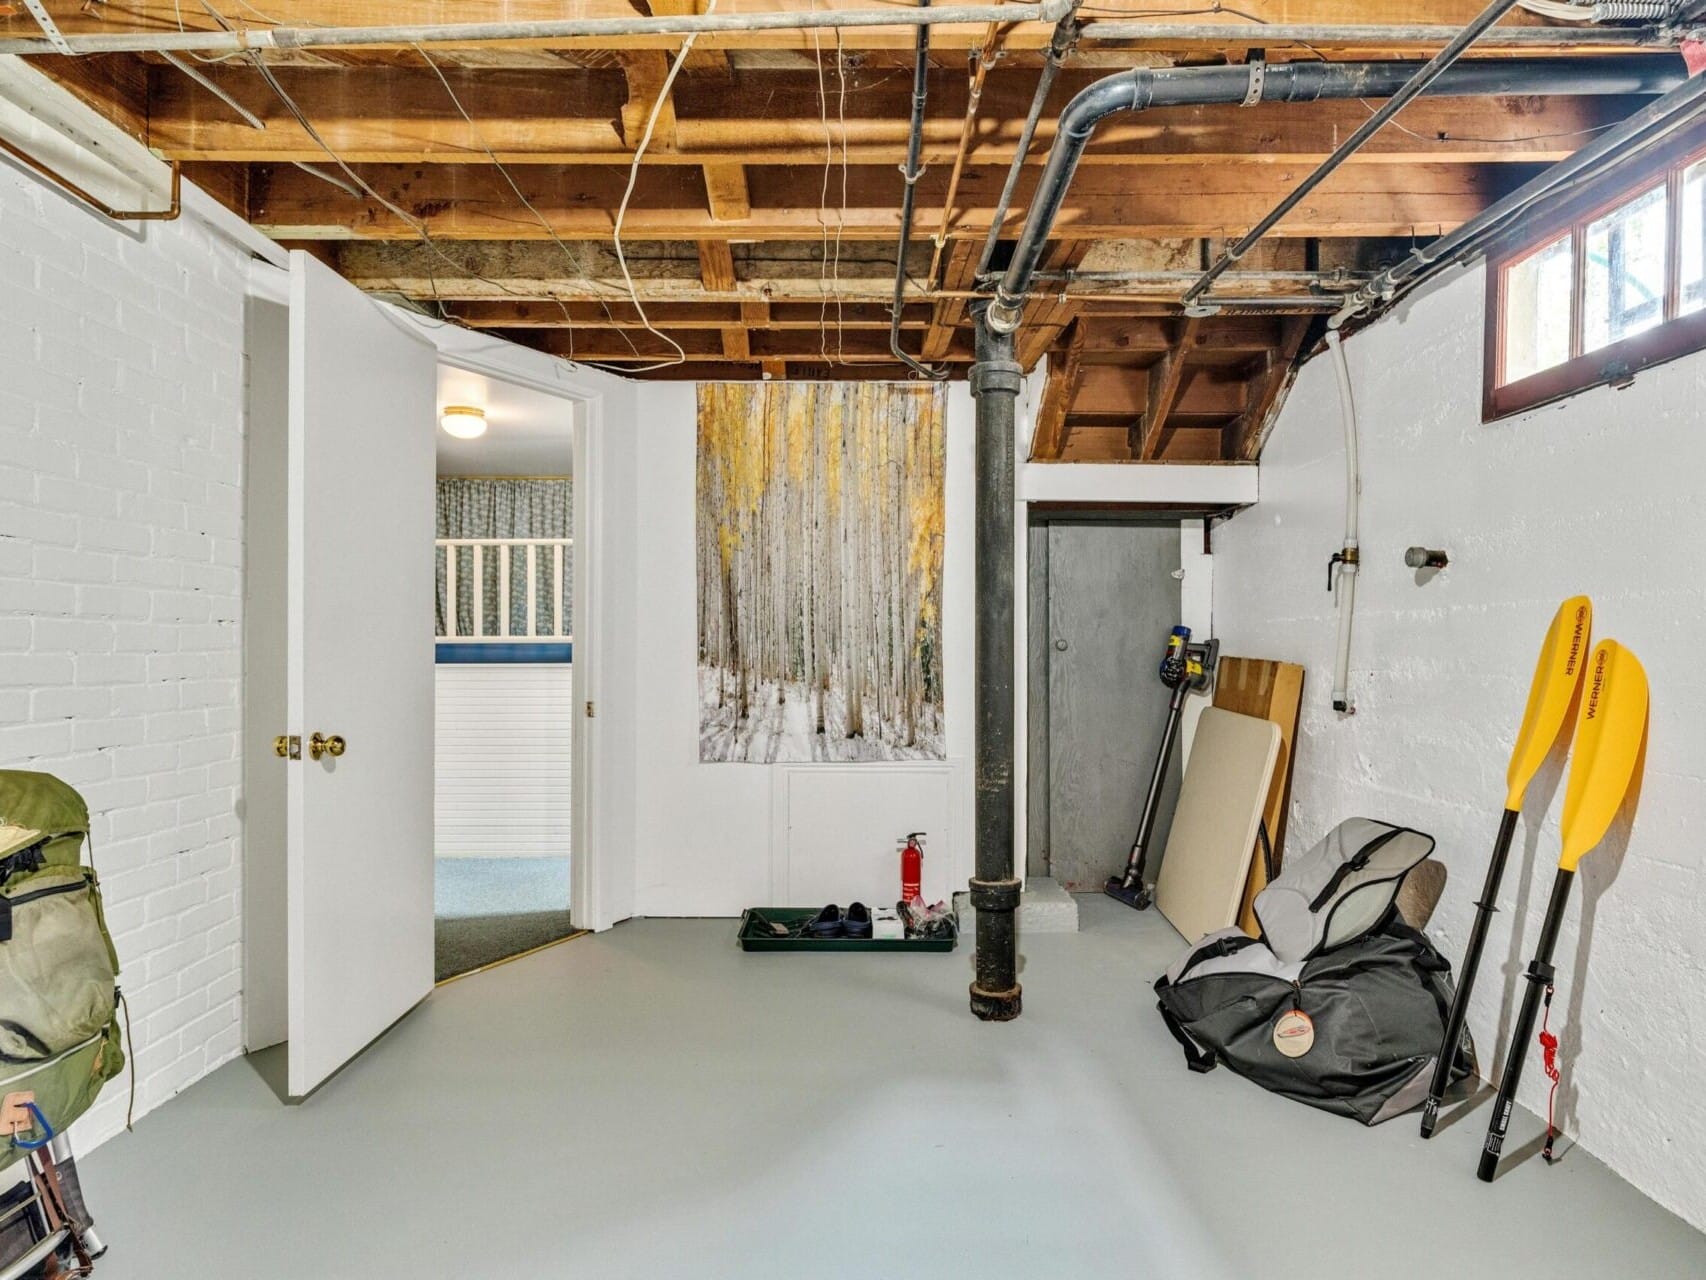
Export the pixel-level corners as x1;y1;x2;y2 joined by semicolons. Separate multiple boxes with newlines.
985;70;1152;333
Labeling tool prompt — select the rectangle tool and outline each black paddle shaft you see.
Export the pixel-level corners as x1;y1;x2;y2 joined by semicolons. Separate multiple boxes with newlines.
1478;866;1575;1182
1421;807;1520;1138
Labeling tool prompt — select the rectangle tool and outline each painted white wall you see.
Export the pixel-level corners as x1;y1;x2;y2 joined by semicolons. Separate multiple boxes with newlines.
0;163;256;1151
434;664;573;859
613;381;977;914
1213;265;1706;1231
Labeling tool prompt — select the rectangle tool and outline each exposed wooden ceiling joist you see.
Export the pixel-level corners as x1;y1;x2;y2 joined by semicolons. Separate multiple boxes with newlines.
235;158;1543;240
141;65;1639;167
12;0;1677;461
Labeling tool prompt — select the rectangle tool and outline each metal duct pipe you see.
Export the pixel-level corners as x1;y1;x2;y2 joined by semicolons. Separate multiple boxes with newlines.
974;12;1081;279
985;54;1686;332
968;305;1023;1023
1079;19;1668;45
1183;0;1530;308
890;0;948;379
0;0;1075;56
1343;68;1706;312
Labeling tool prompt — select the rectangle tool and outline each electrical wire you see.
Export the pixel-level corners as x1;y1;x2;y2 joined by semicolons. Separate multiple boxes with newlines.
608;1;718;372
809;2;835;365
412;43;642;361
834;28;851;364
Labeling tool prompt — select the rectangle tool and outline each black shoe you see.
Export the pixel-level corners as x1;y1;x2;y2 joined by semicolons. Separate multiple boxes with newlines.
806;904;844;937
846;901;873;942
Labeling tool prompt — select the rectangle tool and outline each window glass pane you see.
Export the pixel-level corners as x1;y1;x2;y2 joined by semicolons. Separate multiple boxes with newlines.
1681;158;1706;317
1583;183;1667;353
1502;235;1573;384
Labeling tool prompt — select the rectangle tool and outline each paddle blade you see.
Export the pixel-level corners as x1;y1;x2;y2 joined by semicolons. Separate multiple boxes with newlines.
1504;596;1593;811
1559;640;1649;872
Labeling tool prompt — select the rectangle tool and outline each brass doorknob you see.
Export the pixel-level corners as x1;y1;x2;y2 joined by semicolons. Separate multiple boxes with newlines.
309;732;346;761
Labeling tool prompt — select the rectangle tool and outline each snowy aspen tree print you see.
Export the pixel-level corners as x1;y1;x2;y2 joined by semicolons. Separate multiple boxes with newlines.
697;381;947;763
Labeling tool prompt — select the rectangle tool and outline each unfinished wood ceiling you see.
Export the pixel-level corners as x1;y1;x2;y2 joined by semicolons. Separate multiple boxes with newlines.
12;1;1673;460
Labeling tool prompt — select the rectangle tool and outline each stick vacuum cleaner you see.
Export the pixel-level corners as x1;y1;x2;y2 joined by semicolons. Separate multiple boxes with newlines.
1103;625;1219;911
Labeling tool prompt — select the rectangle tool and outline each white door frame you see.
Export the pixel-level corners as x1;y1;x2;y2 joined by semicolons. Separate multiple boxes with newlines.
383;311;620;932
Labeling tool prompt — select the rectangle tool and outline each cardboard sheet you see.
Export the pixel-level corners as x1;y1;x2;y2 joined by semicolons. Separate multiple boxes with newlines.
1154;707;1281;945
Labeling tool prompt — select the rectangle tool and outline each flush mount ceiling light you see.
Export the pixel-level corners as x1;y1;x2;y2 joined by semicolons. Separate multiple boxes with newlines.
440;405;487;439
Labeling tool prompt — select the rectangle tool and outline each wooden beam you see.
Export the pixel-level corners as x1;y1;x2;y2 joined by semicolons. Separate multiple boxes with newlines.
1072;365;1246;418
702;162;751;221
1030;319;1085;462
617;52;677;148
697;239;737;292
443;299;929;328
235;159;1537;241
140;64;1639;167
9;0;1633;59
1137;317;1205;459
923;239;978;362
1233;318;1314;460
517;326;975;362
331;238;921;301
761;359;788;380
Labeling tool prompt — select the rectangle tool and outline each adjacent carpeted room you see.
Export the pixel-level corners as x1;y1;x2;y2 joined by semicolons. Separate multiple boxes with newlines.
434;857;576;981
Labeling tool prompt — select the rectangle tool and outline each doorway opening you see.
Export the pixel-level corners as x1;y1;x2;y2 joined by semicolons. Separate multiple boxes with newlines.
432;366;580;981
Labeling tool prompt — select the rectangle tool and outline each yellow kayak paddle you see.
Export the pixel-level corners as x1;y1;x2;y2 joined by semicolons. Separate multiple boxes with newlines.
1478;639;1648;1181
1420;597;1592;1138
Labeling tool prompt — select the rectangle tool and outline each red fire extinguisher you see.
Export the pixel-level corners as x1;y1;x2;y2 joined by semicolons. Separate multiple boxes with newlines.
900;833;925;904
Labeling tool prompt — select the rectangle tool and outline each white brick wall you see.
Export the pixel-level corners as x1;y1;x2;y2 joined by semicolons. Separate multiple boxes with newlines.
0;165;250;1150
1215;265;1706;1231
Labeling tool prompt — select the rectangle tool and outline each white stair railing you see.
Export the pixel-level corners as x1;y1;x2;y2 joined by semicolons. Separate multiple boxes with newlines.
437;537;572;642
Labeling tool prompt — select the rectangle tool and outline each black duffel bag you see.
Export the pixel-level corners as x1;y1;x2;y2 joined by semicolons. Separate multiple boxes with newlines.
1155;915;1476;1126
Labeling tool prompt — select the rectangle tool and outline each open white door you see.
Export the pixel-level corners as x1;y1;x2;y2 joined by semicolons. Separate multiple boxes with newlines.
285;251;437;1097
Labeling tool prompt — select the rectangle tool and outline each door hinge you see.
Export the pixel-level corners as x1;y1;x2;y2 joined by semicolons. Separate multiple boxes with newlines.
274;734;301;760
585;701;595;718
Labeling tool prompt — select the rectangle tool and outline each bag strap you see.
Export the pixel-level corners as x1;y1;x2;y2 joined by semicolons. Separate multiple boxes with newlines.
1307;825;1410;912
1154;1001;1217;1074
31;1145;93;1274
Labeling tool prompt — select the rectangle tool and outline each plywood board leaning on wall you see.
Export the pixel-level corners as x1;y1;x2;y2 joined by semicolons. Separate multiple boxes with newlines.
1154;707;1280;945
1213;658;1305;936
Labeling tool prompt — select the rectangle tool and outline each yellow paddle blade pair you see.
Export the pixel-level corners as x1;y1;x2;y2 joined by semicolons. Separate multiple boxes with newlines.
1560;641;1649;872
1505;596;1594;811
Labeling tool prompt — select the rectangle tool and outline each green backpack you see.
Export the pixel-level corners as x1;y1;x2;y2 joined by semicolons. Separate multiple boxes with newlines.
0;772;125;1172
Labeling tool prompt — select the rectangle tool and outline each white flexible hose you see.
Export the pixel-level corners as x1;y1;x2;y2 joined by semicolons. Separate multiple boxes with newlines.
1327;326;1360;714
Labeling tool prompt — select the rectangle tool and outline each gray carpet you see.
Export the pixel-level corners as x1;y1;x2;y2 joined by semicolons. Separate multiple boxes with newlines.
435;856;575;980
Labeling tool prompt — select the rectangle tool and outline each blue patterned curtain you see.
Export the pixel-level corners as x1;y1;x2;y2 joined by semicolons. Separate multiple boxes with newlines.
435;478;573;638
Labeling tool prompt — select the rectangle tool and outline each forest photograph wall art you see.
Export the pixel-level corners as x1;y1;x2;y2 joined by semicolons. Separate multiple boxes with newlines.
697;381;947;764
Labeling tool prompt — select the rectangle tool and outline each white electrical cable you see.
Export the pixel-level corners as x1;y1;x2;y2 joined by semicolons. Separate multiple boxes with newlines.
412;43;642;362
610;1;717;372
1326;324;1360;715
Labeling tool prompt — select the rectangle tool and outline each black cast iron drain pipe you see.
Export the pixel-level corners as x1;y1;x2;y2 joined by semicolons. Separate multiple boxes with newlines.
968;303;1023;1022
984;54;1685;332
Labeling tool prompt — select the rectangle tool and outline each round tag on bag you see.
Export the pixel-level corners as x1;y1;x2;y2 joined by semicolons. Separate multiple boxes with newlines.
1273;1008;1315;1059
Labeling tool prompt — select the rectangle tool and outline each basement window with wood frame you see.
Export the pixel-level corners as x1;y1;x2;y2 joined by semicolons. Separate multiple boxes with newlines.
1485;137;1706;421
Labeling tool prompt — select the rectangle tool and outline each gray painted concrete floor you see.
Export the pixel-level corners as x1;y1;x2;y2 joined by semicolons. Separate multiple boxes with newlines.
81;895;1705;1279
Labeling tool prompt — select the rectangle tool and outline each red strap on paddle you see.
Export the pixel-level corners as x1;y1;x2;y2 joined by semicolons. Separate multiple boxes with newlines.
1540;983;1562;1164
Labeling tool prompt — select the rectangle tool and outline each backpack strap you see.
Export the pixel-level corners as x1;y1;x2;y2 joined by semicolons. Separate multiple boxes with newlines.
1155;1000;1217;1074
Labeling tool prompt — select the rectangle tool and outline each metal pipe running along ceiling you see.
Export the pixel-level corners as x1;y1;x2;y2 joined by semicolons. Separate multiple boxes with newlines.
0;0;1074;56
985;54;1688;332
